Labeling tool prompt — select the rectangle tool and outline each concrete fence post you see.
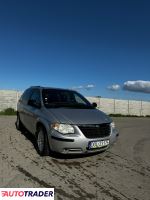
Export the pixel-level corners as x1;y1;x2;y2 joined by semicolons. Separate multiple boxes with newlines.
128;100;130;115
140;100;143;116
16;90;19;111
98;96;101;109
114;99;116;114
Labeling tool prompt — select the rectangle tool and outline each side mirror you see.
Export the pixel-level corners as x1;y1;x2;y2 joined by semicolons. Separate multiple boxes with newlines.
92;102;97;108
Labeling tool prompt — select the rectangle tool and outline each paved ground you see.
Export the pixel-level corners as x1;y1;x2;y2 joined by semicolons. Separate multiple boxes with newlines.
0;116;150;200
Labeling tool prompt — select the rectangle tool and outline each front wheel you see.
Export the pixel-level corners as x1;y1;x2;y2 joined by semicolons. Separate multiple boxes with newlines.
36;126;50;156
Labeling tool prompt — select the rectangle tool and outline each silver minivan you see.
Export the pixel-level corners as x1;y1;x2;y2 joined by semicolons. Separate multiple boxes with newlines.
16;86;119;156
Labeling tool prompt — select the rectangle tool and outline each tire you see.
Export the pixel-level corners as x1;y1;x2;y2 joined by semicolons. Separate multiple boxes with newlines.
16;113;24;131
36;126;50;156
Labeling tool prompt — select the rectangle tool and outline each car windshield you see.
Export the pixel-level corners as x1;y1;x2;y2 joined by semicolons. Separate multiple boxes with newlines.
42;89;94;109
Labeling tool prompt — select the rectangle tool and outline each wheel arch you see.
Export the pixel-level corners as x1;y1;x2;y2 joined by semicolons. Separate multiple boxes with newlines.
36;120;51;156
35;119;50;137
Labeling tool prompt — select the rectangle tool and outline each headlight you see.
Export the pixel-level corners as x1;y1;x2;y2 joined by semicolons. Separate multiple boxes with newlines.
110;122;115;129
51;123;74;134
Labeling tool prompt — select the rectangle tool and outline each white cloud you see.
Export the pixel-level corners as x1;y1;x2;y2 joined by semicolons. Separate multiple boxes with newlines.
85;84;95;90
72;85;84;90
123;80;150;93
72;84;95;90
107;84;121;91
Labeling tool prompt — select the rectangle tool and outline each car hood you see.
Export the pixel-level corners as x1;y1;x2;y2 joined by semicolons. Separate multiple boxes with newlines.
47;108;112;124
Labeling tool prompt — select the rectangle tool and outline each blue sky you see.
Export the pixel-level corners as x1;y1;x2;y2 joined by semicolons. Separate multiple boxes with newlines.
0;0;150;100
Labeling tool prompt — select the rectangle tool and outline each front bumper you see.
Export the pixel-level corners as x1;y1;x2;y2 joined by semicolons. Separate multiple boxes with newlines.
48;126;119;154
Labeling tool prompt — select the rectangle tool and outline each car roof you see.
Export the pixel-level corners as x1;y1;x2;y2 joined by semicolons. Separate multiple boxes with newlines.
29;86;75;92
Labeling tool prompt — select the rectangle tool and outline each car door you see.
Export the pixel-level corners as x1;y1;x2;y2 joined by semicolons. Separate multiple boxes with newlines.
25;89;41;134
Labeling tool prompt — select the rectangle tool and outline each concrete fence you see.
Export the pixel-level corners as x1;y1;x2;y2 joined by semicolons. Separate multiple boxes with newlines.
0;90;22;111
87;97;150;116
0;90;150;116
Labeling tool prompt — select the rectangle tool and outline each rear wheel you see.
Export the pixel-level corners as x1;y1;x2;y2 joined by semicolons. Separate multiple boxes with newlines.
36;126;50;156
16;113;24;131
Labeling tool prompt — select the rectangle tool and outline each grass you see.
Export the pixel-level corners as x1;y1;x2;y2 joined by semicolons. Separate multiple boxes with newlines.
109;113;150;117
0;108;17;115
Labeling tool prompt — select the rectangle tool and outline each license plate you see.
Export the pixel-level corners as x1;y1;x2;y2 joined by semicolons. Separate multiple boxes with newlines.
88;140;109;149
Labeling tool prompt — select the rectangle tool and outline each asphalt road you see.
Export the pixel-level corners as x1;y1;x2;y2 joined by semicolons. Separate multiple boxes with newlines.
0;116;150;200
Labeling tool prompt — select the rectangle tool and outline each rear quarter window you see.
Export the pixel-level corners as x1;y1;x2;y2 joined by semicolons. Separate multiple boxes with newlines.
21;89;33;104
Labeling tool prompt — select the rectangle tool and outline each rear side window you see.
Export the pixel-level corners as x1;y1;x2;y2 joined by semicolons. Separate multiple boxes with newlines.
21;89;33;104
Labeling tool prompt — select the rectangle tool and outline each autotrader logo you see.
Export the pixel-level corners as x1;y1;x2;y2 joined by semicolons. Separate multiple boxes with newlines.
0;188;54;200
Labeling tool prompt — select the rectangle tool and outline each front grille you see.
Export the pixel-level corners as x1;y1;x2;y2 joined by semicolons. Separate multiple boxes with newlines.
78;123;111;139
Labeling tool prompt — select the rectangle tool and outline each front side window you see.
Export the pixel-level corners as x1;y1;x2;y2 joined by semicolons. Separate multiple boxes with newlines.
42;89;93;109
